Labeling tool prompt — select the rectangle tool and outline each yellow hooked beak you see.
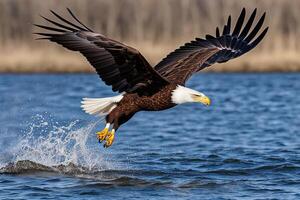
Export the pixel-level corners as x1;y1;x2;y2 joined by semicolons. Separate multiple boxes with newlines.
193;95;211;106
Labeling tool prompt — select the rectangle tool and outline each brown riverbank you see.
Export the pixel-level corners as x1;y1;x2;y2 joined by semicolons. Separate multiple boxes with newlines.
0;44;299;73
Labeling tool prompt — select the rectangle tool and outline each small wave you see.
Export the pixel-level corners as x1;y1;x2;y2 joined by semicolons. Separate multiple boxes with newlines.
222;158;252;164
253;163;300;172
0;160;173;188
82;177;165;187
0;159;164;176
0;160;92;175
204;163;300;176
178;180;232;189
1;160;54;174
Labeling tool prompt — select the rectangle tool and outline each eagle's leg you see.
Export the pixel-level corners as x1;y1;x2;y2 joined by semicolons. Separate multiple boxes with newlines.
96;123;110;143
103;128;115;148
104;120;119;148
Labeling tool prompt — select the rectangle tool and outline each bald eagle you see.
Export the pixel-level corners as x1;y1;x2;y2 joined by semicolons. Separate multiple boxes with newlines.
35;8;268;148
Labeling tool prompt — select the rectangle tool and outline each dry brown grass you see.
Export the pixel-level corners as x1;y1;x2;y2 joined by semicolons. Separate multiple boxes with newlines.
0;0;300;72
1;44;300;73
0;46;89;73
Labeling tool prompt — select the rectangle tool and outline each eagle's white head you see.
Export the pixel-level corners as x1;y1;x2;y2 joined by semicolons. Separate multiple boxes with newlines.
171;85;211;106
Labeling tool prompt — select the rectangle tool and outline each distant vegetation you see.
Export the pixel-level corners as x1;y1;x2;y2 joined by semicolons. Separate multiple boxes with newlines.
0;0;299;72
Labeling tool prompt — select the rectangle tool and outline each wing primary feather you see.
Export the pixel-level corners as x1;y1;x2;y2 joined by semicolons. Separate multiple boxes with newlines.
226;15;231;35
245;12;266;43
232;8;246;36
206;35;221;47
230;37;238;49
35;37;51;40
248;27;269;49
34;32;62;37
239;8;257;39
34;24;67;33
67;8;94;32
222;15;231;36
40;15;77;32
218;36;226;47
50;10;87;31
225;35;232;48
216;27;220;37
222;25;228;36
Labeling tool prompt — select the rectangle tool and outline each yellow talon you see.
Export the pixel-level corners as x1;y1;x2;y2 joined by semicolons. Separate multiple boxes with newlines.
104;129;115;148
96;127;109;142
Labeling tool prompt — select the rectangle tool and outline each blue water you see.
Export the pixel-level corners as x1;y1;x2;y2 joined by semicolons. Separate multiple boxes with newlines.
0;73;300;200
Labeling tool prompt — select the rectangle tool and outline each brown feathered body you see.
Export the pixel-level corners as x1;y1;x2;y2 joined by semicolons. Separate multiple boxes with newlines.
107;84;177;128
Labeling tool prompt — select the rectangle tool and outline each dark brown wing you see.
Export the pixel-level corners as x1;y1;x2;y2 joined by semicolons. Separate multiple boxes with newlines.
155;8;268;85
35;9;169;96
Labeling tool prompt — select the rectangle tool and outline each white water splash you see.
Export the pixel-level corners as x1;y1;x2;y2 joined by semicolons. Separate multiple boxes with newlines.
6;114;117;172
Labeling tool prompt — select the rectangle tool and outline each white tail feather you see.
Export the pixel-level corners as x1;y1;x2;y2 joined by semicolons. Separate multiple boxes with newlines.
81;94;124;116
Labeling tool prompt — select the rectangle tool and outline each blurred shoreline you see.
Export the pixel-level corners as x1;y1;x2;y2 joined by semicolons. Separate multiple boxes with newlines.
1;0;300;73
1;44;300;73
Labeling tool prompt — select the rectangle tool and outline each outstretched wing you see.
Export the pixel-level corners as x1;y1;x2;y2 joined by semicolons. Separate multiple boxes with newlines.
35;9;169;96
155;8;268;85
